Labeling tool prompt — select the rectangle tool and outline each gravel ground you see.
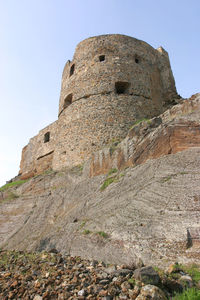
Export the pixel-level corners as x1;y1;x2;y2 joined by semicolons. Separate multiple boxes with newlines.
1;249;200;299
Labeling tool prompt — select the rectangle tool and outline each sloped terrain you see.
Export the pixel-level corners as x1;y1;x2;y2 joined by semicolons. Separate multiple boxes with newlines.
0;94;200;269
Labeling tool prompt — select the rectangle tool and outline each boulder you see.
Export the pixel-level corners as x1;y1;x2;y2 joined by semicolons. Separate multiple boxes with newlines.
179;275;193;288
135;284;167;300
134;266;160;285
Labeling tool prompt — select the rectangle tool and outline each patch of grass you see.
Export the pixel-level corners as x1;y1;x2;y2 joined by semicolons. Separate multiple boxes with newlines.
110;146;116;156
96;231;109;238
108;168;118;176
119;172;125;178
130;118;151;130
180;264;200;283
57;171;65;177
1;191;19;203
108;138;121;156
44;168;53;175
7;191;19;200
173;287;200;300
153;266;165;277
80;220;87;229
110;137;121;144
100;176;118;191
161;175;173;183
0;180;28;192
100;169;125;191
56;226;62;232
83;229;92;235
161;172;191;184
128;278;135;285
76;164;84;172
70;164;84;174
52;185;59;190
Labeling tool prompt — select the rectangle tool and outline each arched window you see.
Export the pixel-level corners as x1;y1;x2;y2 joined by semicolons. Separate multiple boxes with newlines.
44;132;50;143
63;93;73;109
70;64;75;76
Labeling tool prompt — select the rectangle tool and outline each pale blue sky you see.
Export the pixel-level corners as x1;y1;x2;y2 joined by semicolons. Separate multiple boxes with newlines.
0;0;199;186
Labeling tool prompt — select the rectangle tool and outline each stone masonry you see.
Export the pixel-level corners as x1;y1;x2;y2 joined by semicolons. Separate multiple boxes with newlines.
19;34;179;179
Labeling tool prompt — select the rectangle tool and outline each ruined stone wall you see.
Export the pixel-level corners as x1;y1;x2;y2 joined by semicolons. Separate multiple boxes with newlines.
19;34;179;177
20;121;58;179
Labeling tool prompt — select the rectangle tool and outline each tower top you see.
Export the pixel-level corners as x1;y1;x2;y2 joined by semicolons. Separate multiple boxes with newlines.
58;34;177;117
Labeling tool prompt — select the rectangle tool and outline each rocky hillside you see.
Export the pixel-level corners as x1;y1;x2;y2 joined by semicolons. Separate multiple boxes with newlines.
0;94;200;270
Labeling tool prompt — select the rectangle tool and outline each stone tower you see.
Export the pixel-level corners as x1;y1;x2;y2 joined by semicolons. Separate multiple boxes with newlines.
19;34;178;179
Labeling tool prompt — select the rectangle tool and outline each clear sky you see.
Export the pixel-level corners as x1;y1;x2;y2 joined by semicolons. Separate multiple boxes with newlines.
0;0;199;186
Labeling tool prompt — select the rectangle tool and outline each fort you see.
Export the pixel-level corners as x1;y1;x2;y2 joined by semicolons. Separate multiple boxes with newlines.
19;34;179;179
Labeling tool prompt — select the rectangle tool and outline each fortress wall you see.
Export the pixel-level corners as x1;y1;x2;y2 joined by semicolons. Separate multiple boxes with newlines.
19;34;179;177
19;121;58;179
53;91;166;171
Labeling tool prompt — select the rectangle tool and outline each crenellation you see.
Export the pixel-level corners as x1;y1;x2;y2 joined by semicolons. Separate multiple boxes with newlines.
19;34;179;178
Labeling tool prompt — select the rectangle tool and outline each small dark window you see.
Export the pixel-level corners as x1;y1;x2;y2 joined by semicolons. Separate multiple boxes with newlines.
99;55;105;62
44;132;50;143
70;64;75;76
135;56;139;63
63;93;73;109
115;81;130;94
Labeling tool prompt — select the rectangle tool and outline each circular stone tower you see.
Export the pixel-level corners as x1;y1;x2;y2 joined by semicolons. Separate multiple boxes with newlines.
52;34;178;170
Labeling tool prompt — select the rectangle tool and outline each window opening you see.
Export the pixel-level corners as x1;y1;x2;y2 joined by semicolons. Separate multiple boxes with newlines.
44;132;50;143
99;55;105;62
70;64;75;76
115;81;130;94
63;93;73;109
135;56;139;63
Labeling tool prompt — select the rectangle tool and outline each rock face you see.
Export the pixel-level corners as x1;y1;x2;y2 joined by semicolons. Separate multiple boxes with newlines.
19;34;179;179
90;93;200;176
1;94;200;268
